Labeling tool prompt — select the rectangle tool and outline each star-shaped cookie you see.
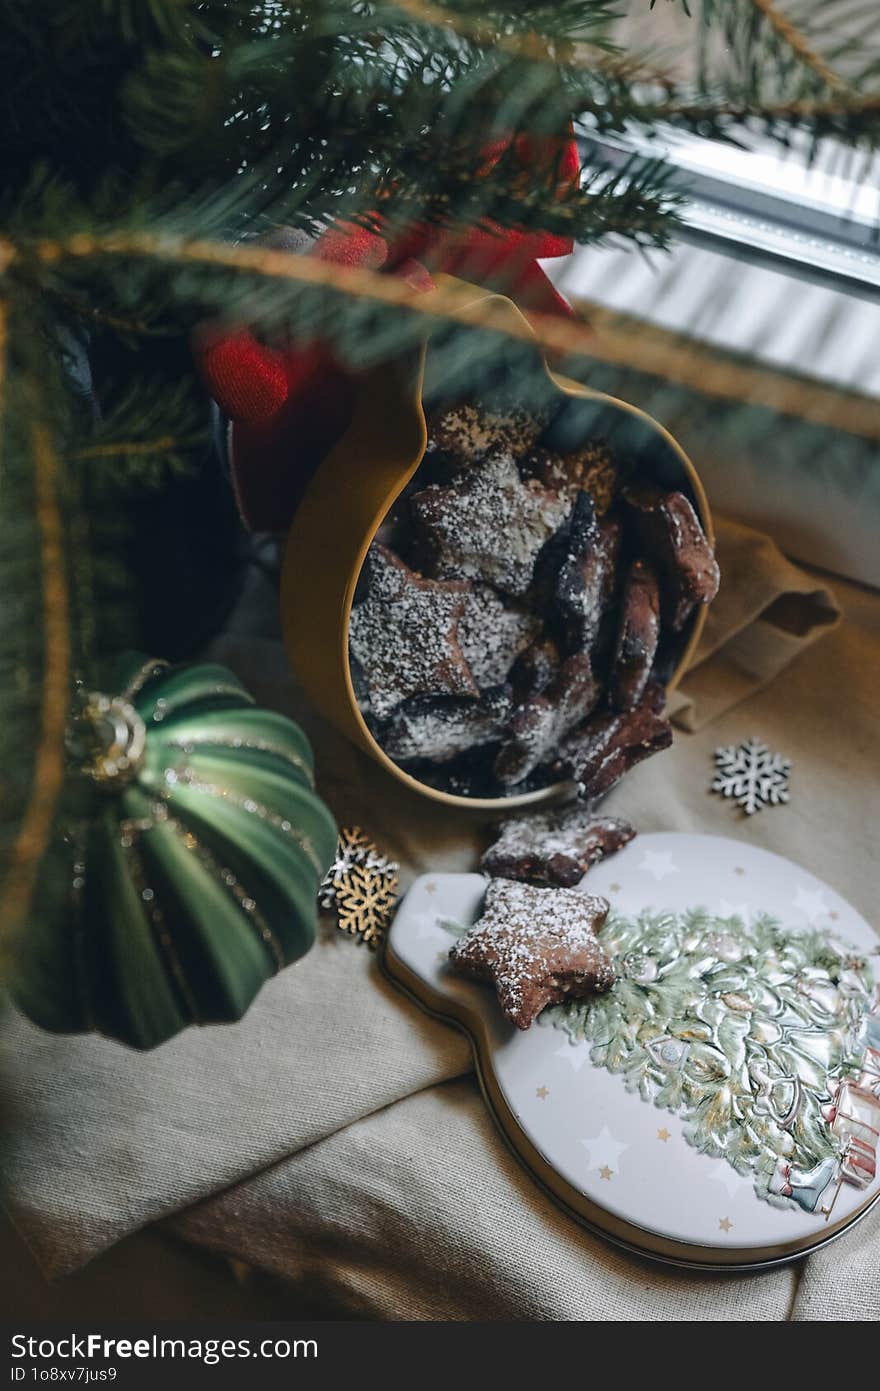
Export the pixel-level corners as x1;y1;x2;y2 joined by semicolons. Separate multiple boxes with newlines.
482;807;636;888
457;584;540;688
348;544;478;720
410;452;571;599
449;878;614;1029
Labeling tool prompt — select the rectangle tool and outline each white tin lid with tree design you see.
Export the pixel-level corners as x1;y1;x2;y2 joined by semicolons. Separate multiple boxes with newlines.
384;833;880;1269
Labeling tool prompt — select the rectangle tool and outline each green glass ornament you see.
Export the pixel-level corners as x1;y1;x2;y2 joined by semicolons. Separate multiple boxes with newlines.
10;655;337;1049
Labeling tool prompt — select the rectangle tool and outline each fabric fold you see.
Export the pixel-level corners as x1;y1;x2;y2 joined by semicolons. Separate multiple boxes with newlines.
670;515;841;731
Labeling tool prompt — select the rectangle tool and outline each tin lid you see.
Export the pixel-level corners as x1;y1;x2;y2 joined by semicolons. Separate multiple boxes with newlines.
384;833;880;1269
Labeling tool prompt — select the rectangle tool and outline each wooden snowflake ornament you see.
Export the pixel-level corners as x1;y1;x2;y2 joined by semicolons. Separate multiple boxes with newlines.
711;738;791;815
333;859;399;948
319;825;400;948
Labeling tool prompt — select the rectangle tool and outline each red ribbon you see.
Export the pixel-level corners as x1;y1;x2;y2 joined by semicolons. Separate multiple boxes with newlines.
197;131;581;531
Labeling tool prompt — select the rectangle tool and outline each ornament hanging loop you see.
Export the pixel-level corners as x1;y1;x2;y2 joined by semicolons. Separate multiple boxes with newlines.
69;691;147;788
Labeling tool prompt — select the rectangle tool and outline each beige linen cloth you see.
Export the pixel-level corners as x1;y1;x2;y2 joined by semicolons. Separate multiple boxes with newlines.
2;515;878;1321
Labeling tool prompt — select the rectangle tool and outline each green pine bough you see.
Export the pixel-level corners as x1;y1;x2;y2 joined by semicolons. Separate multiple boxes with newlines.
10;654;337;1050
4;0;880;998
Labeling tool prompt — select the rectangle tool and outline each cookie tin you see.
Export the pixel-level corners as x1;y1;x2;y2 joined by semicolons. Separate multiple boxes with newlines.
383;833;880;1268
280;277;714;811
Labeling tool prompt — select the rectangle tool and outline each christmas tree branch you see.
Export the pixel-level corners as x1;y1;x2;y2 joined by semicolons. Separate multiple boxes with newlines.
0;417;71;955
70;436;181;461
749;0;846;89
0;296;7;463
12;230;600;365
389;0;662;79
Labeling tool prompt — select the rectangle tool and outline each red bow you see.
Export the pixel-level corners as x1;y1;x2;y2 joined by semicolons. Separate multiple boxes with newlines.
197;132;581;531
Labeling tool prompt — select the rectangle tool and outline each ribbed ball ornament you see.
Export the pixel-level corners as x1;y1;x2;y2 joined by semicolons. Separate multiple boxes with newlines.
11;655;337;1049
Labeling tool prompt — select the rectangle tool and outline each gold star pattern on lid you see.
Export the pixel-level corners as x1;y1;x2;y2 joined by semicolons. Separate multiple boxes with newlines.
599;1166;613;1181
448;878;614;1030
719;1217;733;1233
536;1086;549;1100
657;1128;670;1142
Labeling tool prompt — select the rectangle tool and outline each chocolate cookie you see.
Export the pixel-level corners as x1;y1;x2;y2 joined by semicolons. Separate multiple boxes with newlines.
495;650;596;787
610;560;661;712
383;686;513;764
482;807;636;887
554;681;672;800
427;402;544;465
549;494;622;654
623;484;720;632
449;878;615;1029
510;635;562;703
348;544;478;720
529;439;619;515
410;452;571;599
458;584;540;689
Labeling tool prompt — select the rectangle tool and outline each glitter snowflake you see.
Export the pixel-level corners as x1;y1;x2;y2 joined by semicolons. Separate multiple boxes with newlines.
333;861;399;948
711;739;791;815
318;826;374;910
318;825;399;946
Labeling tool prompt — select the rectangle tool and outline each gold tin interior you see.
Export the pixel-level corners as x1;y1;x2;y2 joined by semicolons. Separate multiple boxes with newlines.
281;279;714;811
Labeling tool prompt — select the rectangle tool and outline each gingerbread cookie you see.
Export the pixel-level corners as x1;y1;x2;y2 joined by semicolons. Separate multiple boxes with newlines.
610;560;661;712
410;452;571;599
495;650;596;787
623;484;719;632
510;635;562;703
554;681;672;800
348;544;478;720
549;494;621;655
482;807;636;888
529;439;620;515
383;686;513;764
449;878;615;1029
427;402;544;465
458;584;540;689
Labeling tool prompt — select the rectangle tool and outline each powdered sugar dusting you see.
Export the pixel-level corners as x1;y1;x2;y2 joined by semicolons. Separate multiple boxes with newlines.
428;403;544;464
348;544;477;719
449;878;614;1029
411;453;572;599
483;807;635;886
458;585;540;687
383;687;513;763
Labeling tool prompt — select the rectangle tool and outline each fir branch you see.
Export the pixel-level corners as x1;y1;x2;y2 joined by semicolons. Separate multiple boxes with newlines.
10;229;602;366
2;0;880;979
0;417;71;961
388;0;618;65
748;0;847;90
70;436;180;461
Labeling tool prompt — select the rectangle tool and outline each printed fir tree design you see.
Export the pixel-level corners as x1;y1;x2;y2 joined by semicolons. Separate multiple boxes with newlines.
547;908;876;1211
